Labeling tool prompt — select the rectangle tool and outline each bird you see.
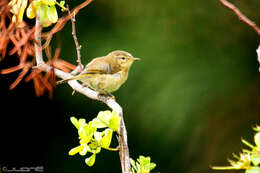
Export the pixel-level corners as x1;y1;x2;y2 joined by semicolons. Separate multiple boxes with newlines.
56;50;140;95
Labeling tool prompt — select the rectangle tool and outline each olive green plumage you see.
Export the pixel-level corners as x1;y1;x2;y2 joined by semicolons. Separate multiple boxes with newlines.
57;50;139;94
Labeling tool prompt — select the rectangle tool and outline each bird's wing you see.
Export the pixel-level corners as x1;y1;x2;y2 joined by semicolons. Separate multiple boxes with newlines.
56;59;111;85
82;57;113;74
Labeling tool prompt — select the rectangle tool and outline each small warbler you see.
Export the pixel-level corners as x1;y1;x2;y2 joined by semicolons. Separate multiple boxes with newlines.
57;50;140;94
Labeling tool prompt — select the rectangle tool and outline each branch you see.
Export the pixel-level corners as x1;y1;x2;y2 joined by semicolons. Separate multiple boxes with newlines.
42;0;93;48
34;13;130;173
257;45;260;72
68;7;83;72
218;0;260;36
34;13;44;66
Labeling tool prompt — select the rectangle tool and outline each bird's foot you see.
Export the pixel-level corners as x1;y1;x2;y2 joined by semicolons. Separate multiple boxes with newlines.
98;93;115;100
82;83;88;88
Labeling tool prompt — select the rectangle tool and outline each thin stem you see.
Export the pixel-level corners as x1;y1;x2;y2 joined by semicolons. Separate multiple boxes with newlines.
106;147;120;151
55;1;67;11
34;12;44;66
68;7;83;72
211;166;237;170
118;114;130;173
218;0;260;36
42;0;93;48
241;138;255;149
256;45;260;72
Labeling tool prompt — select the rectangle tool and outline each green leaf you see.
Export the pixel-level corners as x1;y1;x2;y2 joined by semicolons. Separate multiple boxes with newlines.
79;135;92;145
139;156;150;165
108;114;121;132
96;111;112;127
70;117;79;129
147;163;156;171
79;144;88;156
84;123;97;138
92;118;107;128
96;110;121;132
252;154;260;166
94;132;103;142
130;158;137;171
78;127;87;139
100;129;113;148
68;145;84;156
79;127;93;144
48;5;58;23
133;156;157;172
26;3;36;19
38;3;58;27
60;1;65;6
85;154;96;167
39;4;51;27
95;146;101;154
246;167;260;173
255;132;260;146
41;0;56;6
78;118;86;128
87;140;102;154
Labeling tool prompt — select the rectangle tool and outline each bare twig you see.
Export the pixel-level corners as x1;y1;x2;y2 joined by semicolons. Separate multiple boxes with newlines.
34;13;44;66
68;6;83;72
118;115;130;173
256;45;260;72
218;0;260;36
42;0;93;48
34;13;130;173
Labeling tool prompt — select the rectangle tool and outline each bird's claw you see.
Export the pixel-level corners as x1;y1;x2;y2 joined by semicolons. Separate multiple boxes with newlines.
98;93;115;100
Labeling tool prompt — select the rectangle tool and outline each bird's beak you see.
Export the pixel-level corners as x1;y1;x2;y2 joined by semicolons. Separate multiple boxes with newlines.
131;57;141;61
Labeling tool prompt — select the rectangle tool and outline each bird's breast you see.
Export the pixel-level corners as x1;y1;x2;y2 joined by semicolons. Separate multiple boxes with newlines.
79;71;128;93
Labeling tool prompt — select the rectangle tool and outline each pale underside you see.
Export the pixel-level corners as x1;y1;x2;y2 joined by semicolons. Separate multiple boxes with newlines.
79;71;128;94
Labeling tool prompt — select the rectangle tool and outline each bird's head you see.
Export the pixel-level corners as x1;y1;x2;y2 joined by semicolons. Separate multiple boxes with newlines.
107;50;140;71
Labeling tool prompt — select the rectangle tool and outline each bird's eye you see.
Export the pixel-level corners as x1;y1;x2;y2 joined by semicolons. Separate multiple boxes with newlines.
121;57;126;60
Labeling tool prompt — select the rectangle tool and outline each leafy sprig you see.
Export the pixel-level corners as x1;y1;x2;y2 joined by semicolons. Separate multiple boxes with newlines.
130;156;156;173
9;0;66;27
69;110;157;171
212;126;260;173
26;0;66;27
68;110;121;166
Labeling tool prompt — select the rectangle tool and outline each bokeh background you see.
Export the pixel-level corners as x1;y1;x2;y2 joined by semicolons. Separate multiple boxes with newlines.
1;0;260;172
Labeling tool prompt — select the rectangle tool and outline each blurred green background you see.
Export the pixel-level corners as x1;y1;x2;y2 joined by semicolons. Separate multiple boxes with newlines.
1;0;260;172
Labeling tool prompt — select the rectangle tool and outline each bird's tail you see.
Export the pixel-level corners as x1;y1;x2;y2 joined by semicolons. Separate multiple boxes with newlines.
56;78;73;85
56;74;89;85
